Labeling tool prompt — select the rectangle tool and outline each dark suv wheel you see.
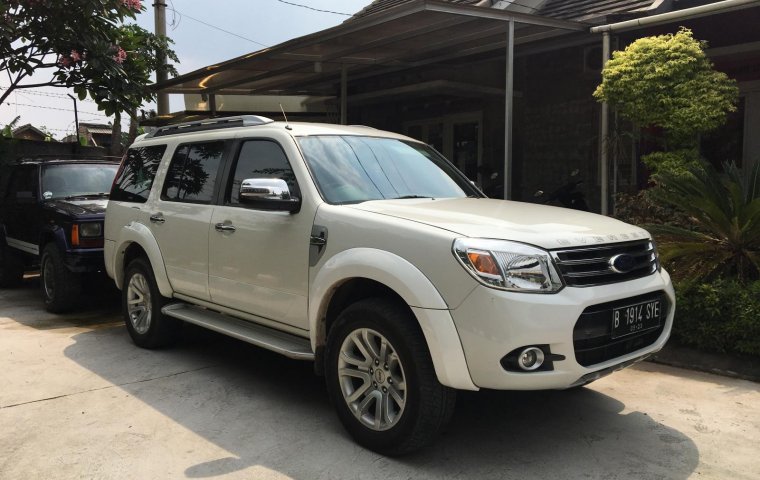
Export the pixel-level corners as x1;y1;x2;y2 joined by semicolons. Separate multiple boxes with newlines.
325;297;456;456
40;243;81;312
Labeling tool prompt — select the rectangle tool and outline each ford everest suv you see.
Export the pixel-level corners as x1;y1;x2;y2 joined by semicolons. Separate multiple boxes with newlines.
0;158;119;311
104;116;674;455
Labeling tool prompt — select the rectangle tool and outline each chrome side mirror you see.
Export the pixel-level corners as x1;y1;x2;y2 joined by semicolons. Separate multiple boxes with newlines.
239;178;300;213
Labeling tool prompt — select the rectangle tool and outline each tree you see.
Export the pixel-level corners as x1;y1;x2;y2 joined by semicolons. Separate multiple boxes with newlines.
594;28;738;171
0;0;178;153
645;161;760;283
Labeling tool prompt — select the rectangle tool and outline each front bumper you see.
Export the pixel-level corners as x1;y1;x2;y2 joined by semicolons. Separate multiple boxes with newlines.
449;269;675;390
63;248;106;273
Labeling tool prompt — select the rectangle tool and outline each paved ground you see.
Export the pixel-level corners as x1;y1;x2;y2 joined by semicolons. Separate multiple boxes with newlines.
1;277;759;480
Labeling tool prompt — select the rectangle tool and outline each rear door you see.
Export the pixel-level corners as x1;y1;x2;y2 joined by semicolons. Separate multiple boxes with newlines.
3;165;42;256
150;141;228;301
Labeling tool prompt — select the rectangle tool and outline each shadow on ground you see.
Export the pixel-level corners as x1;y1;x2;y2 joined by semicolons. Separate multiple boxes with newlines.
0;275;120;330
64;322;700;480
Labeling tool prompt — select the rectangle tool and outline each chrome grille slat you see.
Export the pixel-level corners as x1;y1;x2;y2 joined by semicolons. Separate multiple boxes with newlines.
551;240;658;287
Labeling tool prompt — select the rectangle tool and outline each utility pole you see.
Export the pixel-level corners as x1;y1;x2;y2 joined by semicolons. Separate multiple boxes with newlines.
67;94;79;146
154;0;169;116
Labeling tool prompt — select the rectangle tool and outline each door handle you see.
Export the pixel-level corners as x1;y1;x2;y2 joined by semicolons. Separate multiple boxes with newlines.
149;214;165;224
215;222;236;233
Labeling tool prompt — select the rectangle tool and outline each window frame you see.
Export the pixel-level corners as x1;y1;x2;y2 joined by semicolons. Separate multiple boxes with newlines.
159;140;232;205
221;137;301;209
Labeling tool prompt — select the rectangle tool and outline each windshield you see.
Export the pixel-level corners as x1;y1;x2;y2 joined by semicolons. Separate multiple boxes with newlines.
297;135;481;205
41;164;119;199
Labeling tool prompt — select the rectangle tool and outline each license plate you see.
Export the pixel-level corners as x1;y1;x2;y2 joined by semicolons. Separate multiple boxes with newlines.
611;299;662;339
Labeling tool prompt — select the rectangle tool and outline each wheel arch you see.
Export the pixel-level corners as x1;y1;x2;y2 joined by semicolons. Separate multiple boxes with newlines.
112;222;173;297
310;248;477;391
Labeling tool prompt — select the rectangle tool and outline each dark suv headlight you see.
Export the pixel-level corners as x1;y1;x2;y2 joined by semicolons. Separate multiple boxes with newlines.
453;238;563;293
78;222;102;238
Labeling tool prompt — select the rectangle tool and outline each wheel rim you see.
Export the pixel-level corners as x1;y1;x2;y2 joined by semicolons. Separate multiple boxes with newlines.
42;257;55;300
338;328;407;431
126;273;152;334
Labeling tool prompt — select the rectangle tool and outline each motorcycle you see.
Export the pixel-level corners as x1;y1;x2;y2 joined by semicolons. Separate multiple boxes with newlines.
533;169;590;211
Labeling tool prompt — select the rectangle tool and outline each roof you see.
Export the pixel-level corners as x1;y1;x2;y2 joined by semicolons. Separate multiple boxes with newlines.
155;0;585;97
12;124;48;138
351;0;482;19
538;0;658;21
351;0;661;23
79;123;113;135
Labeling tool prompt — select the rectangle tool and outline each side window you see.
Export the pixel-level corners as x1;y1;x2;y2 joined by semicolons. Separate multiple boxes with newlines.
162;141;224;204
7;166;38;201
228;140;299;205
111;145;166;203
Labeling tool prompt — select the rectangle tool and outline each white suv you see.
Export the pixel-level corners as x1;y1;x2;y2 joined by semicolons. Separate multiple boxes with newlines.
104;116;674;455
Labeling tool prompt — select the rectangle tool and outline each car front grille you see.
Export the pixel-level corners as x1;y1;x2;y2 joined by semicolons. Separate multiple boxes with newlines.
551;239;658;287
573;291;668;367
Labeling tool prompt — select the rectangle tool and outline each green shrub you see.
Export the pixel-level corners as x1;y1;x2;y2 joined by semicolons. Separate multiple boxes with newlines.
673;279;760;356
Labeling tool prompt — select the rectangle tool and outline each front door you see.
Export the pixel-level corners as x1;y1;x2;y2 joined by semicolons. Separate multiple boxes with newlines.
208;139;312;331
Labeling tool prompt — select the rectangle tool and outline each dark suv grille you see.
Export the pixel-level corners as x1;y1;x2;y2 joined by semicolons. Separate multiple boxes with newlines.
551;240;658;287
573;291;668;367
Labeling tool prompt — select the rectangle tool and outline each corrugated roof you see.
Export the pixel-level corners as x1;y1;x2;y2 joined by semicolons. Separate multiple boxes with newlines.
351;0;482;19
350;0;659;23
538;0;656;21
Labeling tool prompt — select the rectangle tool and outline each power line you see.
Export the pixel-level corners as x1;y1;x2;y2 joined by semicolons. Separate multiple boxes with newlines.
0;87;97;103
5;102;109;118
275;0;351;16
166;7;269;48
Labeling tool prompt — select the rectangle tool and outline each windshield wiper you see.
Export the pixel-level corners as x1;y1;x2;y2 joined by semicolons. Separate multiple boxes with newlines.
393;195;432;199
64;192;110;200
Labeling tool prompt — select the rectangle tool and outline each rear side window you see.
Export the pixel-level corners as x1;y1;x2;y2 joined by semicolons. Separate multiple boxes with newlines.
5;166;38;201
162;141;224;204
111;145;166;203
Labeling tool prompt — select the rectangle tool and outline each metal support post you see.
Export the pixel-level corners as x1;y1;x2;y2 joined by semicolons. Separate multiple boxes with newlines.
600;32;611;215
503;20;515;200
340;65;348;125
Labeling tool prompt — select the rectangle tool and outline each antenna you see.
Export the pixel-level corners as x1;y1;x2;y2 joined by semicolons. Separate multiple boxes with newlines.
279;103;292;130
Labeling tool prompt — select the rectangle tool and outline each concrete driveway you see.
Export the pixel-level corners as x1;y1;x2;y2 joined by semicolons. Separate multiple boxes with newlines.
1;277;758;480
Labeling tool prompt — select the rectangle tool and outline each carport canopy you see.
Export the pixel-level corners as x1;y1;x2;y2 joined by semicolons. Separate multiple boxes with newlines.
154;0;587;200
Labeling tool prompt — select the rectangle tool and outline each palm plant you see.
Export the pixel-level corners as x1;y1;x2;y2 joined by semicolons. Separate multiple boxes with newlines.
645;161;760;283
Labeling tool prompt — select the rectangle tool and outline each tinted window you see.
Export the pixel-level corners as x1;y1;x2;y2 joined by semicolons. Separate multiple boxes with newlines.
6;166;38;201
162;141;224;204
111;145;166;203
297;136;478;204
227;140;299;205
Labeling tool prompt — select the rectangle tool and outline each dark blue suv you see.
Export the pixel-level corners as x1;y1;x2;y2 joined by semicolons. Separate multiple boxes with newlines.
0;158;119;312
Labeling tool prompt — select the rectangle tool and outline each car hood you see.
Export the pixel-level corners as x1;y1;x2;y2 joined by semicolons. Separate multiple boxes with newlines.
44;198;108;217
347;197;650;249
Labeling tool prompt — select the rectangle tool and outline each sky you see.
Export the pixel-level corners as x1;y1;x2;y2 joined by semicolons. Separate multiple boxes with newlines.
0;0;374;140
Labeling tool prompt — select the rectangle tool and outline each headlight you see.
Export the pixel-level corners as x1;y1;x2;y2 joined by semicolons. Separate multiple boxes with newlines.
78;222;102;238
453;238;563;293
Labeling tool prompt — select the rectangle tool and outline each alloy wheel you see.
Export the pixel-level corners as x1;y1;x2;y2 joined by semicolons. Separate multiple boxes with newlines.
338;328;407;431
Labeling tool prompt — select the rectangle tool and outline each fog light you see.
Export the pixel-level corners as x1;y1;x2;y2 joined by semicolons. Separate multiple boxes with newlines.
518;347;545;371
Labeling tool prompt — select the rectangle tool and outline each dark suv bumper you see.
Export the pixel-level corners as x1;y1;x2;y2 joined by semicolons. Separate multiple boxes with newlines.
64;249;106;273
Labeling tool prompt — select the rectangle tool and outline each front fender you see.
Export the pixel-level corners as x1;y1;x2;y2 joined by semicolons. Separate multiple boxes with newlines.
310;248;477;391
111;221;173;298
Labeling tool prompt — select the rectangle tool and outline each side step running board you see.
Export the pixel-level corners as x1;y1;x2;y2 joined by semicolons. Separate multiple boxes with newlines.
162;303;314;361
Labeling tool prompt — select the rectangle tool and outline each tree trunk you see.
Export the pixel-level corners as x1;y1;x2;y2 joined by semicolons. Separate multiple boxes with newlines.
109;111;122;157
126;108;139;148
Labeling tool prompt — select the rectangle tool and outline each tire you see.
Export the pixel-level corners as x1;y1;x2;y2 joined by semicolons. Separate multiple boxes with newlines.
0;243;24;288
122;257;180;348
325;297;456;456
40;243;81;312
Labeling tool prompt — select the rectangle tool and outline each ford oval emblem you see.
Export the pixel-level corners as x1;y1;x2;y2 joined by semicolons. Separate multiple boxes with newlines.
609;254;635;274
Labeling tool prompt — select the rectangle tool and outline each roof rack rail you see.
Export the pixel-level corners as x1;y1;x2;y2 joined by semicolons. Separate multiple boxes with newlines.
146;115;274;138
